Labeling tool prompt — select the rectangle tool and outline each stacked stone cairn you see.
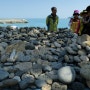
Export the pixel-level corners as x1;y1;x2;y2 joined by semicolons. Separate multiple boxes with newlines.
0;26;90;90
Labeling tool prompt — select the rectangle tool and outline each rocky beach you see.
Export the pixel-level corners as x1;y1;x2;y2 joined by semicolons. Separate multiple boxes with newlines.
0;26;90;90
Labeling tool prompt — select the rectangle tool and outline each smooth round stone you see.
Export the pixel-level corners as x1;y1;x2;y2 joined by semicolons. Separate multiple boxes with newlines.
58;66;76;84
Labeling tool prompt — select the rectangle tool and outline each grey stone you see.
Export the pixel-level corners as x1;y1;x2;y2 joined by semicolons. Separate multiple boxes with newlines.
21;74;35;83
0;42;8;48
25;43;35;50
46;70;58;80
71;82;85;90
51;62;62;70
0;69;9;81
1;54;9;63
58;66;76;84
35;79;47;88
74;56;81;62
80;56;89;62
86;46;90;51
13;76;21;82
78;50;86;55
4;62;13;66
37;73;52;84
30;64;42;78
2;79;18;87
19;78;30;89
80;65;90;80
65;46;77;54
14;62;32;71
16;51;31;62
54;42;61;48
0;45;5;54
42;65;52;72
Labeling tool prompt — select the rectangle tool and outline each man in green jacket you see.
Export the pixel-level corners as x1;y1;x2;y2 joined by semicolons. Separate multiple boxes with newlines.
46;7;59;32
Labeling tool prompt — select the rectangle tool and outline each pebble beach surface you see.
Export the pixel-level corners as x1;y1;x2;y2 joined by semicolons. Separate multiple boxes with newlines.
0;26;90;90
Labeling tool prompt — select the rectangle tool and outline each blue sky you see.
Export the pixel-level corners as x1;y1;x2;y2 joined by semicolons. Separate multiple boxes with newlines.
0;0;89;18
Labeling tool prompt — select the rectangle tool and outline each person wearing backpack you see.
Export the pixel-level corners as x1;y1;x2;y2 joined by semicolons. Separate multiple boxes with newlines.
46;7;59;32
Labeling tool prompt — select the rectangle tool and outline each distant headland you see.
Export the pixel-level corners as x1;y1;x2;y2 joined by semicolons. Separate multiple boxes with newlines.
0;18;28;24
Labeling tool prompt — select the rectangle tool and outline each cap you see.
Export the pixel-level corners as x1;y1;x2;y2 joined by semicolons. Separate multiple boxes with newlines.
73;10;79;15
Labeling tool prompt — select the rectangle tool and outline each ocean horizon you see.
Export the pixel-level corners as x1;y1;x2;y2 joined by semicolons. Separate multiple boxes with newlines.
0;18;70;29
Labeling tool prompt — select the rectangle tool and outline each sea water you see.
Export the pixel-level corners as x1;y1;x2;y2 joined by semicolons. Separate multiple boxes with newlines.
0;18;70;29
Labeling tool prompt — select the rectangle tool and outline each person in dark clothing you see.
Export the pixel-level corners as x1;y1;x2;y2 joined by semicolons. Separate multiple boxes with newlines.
80;10;88;34
85;6;90;35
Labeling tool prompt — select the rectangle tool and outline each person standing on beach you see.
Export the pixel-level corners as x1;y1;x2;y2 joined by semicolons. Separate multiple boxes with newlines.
80;10;88;35
69;10;81;35
46;7;59;32
84;5;90;35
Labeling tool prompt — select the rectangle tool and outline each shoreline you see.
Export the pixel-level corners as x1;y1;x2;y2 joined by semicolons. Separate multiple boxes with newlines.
0;18;28;24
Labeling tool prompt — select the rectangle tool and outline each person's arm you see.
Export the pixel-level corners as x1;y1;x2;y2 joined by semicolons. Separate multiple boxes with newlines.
46;16;49;26
57;16;59;25
69;18;73;26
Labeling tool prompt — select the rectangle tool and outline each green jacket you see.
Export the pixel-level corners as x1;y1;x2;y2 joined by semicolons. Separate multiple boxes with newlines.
46;14;59;31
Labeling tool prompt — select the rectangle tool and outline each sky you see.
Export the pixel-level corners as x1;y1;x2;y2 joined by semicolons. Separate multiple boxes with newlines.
0;0;90;18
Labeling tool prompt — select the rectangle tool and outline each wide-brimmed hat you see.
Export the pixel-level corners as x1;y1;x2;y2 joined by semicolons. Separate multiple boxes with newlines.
80;10;88;16
86;6;90;12
73;10;79;15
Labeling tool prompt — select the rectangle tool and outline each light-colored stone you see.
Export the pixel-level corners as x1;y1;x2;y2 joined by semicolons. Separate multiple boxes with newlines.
58;66;76;84
13;76;21;82
42;84;51;90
